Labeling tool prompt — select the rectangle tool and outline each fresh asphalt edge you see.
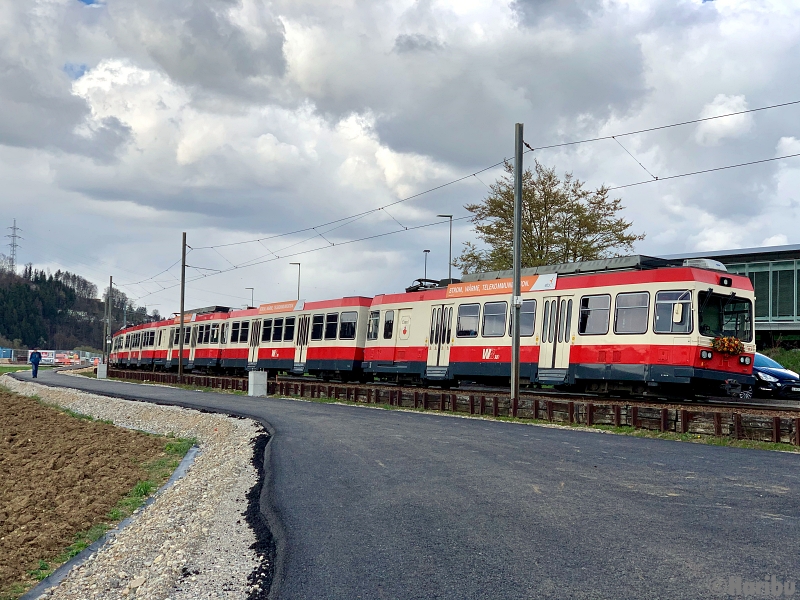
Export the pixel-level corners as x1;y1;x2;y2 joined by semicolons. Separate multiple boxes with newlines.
18;445;201;600
9;372;284;600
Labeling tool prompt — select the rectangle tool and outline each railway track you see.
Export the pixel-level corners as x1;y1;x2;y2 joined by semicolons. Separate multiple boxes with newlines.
106;368;800;447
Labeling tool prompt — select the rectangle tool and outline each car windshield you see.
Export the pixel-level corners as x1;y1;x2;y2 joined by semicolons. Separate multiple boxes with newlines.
754;353;785;369
698;291;753;342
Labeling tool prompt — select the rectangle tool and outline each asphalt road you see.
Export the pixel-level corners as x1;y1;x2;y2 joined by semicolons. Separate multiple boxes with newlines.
16;370;800;599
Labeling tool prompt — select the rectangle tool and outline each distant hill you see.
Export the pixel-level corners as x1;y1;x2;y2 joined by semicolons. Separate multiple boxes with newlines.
0;265;159;351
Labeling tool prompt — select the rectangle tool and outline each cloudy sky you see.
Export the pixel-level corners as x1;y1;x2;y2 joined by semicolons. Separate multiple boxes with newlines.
2;0;799;311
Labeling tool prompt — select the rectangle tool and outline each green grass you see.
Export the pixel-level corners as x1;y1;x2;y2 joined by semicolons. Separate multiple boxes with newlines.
762;347;800;373
0;365;53;374
105;376;247;395
21;434;196;586
279;391;800;453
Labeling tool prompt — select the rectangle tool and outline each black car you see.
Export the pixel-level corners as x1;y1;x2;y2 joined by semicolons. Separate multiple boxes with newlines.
752;352;800;398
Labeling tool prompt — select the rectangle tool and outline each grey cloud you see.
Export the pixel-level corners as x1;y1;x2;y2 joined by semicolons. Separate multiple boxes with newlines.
108;0;287;102
393;34;443;54
511;0;603;28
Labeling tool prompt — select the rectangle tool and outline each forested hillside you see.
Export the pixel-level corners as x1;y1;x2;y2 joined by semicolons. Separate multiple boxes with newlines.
0;265;159;350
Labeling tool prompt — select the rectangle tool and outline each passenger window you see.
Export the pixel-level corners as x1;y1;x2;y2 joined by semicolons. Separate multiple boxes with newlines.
203;325;211;344
654;290;692;334
211;324;220;344
311;315;324;341
482;302;507;337
615;292;650;334
578;295;611;335
456;304;480;338
325;313;339;340
221;323;228;344
284;316;296;342
262;319;273;342
339;312;357;340
367;311;380;341
564;299;573;339
383;311;394;339
184;328;191;344
240;321;249;343
272;318;284;342
519;299;536;337
231;322;240;343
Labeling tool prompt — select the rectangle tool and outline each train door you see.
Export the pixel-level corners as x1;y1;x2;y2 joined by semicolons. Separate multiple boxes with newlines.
248;319;262;367
537;296;574;383
167;328;174;366
189;325;198;367
294;314;311;371
426;304;454;377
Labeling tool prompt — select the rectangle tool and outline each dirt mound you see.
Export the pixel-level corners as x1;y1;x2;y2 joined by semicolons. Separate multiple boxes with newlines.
0;389;168;597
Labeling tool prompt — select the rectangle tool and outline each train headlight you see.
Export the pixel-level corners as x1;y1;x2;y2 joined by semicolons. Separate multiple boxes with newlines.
739;356;751;365
700;350;713;360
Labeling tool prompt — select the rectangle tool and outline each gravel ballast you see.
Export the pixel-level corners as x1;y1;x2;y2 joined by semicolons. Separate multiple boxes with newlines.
1;375;270;600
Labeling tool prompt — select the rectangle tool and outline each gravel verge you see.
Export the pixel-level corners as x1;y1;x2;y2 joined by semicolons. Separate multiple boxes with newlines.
0;375;271;600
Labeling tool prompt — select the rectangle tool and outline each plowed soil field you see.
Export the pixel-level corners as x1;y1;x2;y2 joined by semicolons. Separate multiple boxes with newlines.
0;388;168;598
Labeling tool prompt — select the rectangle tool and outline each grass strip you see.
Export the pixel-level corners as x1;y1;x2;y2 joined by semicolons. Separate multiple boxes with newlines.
22;434;197;587
281;391;800;453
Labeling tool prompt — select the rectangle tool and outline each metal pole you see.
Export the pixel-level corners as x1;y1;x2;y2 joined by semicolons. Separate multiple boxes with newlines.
291;263;301;300
423;249;430;280
102;278;109;364
511;123;524;415
179;232;186;383
448;216;452;283
108;276;113;359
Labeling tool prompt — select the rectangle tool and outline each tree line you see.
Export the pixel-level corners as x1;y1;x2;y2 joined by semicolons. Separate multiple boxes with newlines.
0;260;160;350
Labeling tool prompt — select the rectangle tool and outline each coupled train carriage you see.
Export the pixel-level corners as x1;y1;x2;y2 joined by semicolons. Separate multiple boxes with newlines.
110;255;757;398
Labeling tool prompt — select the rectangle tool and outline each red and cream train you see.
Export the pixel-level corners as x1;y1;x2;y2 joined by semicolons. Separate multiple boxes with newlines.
110;255;757;397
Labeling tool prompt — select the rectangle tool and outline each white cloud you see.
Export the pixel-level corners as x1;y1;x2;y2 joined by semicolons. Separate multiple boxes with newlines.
2;0;800;312
694;94;754;146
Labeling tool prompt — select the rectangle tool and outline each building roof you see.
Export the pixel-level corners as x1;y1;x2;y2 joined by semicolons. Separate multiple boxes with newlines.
661;244;800;264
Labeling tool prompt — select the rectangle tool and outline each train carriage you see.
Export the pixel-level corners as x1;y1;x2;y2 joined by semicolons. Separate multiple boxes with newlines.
301;297;372;380
110;254;755;398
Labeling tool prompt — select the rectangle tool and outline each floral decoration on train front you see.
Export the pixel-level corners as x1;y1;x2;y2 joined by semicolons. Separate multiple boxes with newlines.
712;336;745;356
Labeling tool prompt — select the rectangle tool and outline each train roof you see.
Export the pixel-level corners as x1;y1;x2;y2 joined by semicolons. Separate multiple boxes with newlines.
459;255;676;282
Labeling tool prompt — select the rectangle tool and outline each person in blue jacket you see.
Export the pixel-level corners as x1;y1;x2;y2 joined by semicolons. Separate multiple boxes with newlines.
29;348;42;378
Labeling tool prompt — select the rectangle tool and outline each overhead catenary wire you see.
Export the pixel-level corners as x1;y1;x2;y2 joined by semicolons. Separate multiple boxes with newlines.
108;97;800;299
134;216;471;301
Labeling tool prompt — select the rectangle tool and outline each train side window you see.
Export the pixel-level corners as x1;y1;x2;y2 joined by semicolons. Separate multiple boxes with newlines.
311;315;324;341
340;312;357;340
325;313;340;340
284;316;296;342
211;324;220;344
482;302;507;337
203;324;211;344
184;328;191;344
564;299;573;339
221;323;228;344
231;322;240;343
272;318;284;342
578;294;611;335
367;311;380;341
456;304;480;337
654;290;692;334
511;299;537;337
615;292;650;334
262;319;273;342
445;307;452;342
383;311;394;339
240;321;249;344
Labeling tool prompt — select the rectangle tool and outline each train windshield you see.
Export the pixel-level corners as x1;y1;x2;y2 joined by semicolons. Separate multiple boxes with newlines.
698;291;753;342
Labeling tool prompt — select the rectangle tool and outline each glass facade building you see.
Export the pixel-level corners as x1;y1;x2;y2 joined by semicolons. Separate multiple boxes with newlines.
665;245;800;346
